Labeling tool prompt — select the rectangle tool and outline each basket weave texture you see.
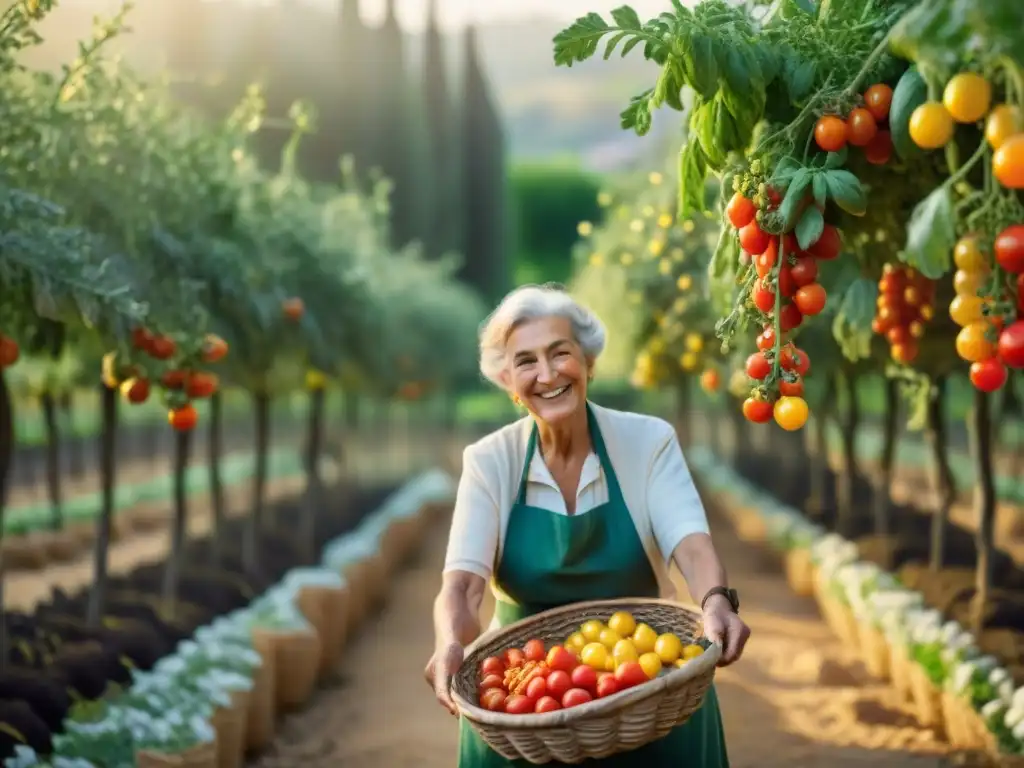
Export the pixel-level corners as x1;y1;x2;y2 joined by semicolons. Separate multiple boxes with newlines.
452;598;720;765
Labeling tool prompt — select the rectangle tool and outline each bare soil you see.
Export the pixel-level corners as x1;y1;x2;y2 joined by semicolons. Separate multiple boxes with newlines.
247;499;954;767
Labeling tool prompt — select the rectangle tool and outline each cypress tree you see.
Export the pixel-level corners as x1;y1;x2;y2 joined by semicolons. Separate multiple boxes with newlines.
422;0;457;259
460;23;508;300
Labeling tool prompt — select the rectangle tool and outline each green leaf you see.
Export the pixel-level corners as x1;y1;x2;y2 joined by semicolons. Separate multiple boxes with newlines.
795;206;824;251
782;57;817;103
779;170;811;231
678;141;708;217
902;186;955;279
686;33;720;100
602;31;630;59
620;89;654;135
553;13;614;66
709;226;735;281
812;174;828;208
824;170;867;217
831;278;878;362
771;157;803;187
824;148;848;170
610;6;643;29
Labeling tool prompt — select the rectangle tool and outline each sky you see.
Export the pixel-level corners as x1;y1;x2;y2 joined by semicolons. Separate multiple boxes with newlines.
327;0;687;32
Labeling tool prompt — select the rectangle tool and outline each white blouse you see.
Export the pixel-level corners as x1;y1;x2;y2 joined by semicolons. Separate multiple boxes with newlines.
443;403;710;602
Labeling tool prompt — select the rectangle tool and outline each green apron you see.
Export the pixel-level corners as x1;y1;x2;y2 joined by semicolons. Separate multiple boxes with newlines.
457;405;729;767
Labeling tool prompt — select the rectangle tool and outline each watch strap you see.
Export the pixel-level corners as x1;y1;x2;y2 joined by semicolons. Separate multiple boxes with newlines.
701;586;739;614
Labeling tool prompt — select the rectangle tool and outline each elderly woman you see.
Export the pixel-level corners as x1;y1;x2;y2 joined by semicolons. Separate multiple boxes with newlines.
426;285;748;767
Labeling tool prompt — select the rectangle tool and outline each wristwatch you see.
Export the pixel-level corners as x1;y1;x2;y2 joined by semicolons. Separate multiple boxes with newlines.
701;586;739;614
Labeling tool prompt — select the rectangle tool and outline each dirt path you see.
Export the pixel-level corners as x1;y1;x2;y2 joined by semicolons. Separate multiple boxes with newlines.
249;501;954;767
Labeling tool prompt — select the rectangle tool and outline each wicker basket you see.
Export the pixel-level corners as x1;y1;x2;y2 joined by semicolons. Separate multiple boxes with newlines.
783;548;815;597
909;663;945;735
246;631;276;752
211;688;250;768
452;598;721;765
856;622;890;680
888;642;913;704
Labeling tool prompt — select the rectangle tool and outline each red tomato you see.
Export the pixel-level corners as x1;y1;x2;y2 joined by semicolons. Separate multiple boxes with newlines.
742;398;773;424
614;661;649;690
780;346;811;376
504;694;533;715
814;115;848;152
779;376;804;397
534;696;561;713
995;225;1024;274
846;107;878;147
808;224;841;260
778;302;804;332
570;664;598;693
970;358;1008;392
481;657;505;677
545;646;576;674
864;83;894;121
523;639;546;662
752;281;776;313
562;688;593;708
479;674;504;692
745;352;771;380
504;648;525;668
525;675;548;701
794;283;827;316
778;266;796;298
756;326;776;351
596;673;620;698
480;688;507;712
545;670;572;699
726;192;756;229
998;321;1024;368
739;221;771;255
755;243;777;277
789;255;818;287
864;130;893;165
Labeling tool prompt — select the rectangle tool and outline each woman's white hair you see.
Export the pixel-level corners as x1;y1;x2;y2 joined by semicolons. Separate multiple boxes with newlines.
479;284;606;389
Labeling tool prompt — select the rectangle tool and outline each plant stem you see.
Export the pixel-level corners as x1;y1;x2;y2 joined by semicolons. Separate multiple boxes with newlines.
87;383;117;628
926;376;955;571
968;388;995;638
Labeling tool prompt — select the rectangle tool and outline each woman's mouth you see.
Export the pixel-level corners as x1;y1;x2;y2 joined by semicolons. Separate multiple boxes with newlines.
538;384;570;400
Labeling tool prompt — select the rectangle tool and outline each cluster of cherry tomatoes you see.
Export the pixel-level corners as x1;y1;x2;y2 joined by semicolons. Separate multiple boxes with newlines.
951;229;1024;392
907;71;1024;190
104;329;230;432
726;188;836;432
813;82;894;162
0;335;19;370
872;264;936;364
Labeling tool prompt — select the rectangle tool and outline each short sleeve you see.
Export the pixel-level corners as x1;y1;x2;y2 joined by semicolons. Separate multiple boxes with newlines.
443;446;500;581
647;429;710;562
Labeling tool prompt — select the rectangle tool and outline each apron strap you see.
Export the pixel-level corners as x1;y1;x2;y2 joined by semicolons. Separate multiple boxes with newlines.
515;403;625;508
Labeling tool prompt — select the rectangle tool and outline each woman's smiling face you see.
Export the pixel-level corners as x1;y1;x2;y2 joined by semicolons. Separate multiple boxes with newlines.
505;315;590;423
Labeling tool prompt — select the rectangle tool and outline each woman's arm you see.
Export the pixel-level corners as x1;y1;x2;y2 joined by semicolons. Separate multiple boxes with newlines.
671;533;729;606
427;446;500;713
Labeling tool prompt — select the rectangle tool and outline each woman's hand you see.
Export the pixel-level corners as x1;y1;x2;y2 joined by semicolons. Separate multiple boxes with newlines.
424;639;465;715
702;594;750;666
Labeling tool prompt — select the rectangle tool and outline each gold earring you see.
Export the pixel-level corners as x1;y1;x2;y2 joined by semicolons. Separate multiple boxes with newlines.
511;394;521;406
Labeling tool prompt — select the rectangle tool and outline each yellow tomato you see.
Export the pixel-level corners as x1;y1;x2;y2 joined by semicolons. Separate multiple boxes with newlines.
909;102;954;149
679;352;698;372
948;294;985;327
631;623;658;654
677;274;692;291
942;72;991;123
682;644;705;661
956;321;996;363
639;652;663;679
654;633;683;664
588;253;604;267
605;656;616;672
774;395;809;431
953;236;986;271
607;611;636;637
580;620;605;643
685;333;703;352
565;631;586;653
613;639;639;666
953;269;988;296
580;642;608;670
986;105;1023;149
674;658;688;669
599;628;623;649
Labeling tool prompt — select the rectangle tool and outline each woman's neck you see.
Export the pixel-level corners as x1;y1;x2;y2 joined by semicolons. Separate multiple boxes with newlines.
535;407;591;462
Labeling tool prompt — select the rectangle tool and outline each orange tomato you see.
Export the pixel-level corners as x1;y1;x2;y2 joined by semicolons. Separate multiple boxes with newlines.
863;84;893;121
0;336;19;368
773;396;809;431
994;134;1024;188
814;115;847;152
846;108;878;147
168;404;198;431
955;321;996;362
283;297;305;321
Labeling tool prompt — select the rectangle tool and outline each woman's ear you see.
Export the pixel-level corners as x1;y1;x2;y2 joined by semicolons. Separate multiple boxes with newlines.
498;369;513;392
585;356;596;381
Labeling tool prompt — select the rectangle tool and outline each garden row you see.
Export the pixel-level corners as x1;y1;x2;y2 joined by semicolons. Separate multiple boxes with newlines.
687;444;1024;764
0;469;455;766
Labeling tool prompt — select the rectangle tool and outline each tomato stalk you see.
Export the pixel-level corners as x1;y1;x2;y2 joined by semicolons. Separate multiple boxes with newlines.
967;387;996;638
162;427;192;620
872;377;900;552
835;369;861;538
87;382;118;628
925;376;956;571
841;28;895;99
